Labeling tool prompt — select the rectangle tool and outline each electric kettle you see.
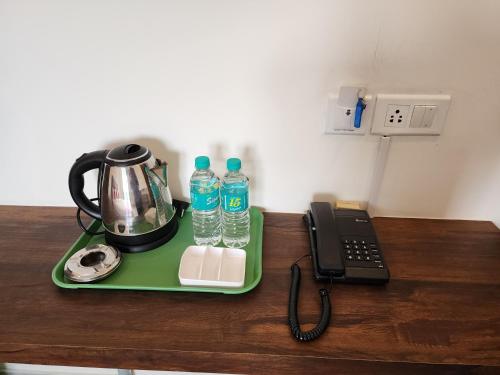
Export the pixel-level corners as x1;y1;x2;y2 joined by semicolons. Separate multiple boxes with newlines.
68;144;178;252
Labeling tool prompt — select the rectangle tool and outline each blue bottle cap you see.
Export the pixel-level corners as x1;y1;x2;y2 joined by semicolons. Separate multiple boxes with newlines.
195;156;210;170
227;158;241;171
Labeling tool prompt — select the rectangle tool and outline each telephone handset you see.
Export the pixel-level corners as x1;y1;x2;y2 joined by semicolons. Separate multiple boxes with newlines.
288;202;389;342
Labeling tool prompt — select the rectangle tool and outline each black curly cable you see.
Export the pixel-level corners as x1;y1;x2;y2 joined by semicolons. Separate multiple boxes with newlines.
288;262;331;342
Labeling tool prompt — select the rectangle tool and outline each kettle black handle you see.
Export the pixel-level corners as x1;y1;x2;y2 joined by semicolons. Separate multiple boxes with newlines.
68;150;108;220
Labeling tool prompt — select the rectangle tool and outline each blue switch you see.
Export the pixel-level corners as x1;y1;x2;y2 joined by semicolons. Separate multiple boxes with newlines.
354;98;366;128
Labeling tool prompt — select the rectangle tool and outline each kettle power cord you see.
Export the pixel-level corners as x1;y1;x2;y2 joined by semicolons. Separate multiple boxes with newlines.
288;254;332;342
76;197;105;235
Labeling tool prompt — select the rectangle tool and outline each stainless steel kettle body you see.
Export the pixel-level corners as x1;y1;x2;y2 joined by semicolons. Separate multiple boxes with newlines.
68;144;178;252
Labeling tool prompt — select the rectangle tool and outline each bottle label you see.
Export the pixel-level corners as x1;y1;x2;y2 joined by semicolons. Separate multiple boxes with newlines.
191;185;220;211
221;191;248;212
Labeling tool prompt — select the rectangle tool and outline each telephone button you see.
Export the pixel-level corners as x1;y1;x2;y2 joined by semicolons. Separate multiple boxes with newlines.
345;249;352;255
344;244;351;249
346;255;354;261
362;245;368;250
356;255;362;261
343;239;351;244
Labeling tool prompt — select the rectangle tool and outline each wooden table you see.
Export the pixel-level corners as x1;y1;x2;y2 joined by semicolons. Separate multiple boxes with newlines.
0;206;499;374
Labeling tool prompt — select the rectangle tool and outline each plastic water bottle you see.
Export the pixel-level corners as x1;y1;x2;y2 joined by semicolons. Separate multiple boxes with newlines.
190;156;221;246
221;158;250;248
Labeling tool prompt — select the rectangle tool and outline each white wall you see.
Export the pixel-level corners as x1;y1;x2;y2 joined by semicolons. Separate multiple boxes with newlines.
1;0;499;226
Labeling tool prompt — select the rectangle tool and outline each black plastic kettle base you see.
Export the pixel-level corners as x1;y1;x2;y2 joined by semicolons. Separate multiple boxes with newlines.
105;217;179;253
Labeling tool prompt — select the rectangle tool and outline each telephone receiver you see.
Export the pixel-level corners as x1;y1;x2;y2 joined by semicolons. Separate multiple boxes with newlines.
288;202;390;342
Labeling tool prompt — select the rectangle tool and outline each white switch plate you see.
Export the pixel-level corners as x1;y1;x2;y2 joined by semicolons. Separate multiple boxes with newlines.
371;94;451;135
325;94;374;135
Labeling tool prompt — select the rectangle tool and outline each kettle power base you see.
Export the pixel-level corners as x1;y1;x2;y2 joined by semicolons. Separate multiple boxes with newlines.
52;207;263;295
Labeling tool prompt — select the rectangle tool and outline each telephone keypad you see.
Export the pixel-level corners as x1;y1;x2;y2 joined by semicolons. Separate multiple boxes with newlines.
343;238;385;268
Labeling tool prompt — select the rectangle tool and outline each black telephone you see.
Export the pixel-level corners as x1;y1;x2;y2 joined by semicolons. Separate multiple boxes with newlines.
288;202;389;342
307;202;390;283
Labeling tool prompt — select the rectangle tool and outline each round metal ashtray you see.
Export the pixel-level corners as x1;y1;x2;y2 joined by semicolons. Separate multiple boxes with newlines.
64;244;122;283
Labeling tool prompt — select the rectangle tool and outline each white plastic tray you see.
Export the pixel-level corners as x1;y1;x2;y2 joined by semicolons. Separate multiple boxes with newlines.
178;246;247;288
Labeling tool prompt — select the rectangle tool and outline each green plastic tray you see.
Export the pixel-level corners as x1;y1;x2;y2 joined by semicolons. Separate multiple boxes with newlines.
52;207;263;294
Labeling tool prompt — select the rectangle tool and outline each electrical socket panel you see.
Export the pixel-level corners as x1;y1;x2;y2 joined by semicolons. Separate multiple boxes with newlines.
371;94;451;135
325;90;374;135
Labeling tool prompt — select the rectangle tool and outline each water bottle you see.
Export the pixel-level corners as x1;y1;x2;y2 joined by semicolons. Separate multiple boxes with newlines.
190;156;222;246
221;158;250;248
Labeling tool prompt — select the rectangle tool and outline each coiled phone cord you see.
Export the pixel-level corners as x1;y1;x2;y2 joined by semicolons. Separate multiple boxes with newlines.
288;254;332;342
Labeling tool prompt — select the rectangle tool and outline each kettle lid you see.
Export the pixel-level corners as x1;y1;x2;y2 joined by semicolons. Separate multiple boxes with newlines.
106;144;151;166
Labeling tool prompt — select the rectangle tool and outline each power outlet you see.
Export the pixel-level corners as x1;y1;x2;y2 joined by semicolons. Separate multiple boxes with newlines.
371;94;451;135
385;105;410;127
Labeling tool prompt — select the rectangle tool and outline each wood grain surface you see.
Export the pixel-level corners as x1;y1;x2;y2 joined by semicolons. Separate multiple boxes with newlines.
0;206;499;374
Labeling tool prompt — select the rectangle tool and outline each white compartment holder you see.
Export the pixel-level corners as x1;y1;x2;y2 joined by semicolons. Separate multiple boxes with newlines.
178;246;247;288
